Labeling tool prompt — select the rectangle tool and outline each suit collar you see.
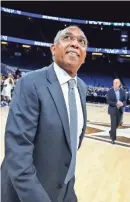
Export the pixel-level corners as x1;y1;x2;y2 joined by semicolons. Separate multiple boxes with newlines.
46;63;57;84
46;64;71;154
53;62;77;86
112;87;123;94
46;64;86;153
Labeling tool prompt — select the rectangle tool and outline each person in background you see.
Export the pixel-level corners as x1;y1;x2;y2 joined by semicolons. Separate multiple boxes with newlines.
16;74;21;82
15;68;21;76
1;73;14;105
106;79;127;144
1;75;6;94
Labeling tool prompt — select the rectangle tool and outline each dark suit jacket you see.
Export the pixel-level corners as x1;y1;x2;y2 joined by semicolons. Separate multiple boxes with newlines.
106;88;126;115
1;64;87;202
127;91;130;105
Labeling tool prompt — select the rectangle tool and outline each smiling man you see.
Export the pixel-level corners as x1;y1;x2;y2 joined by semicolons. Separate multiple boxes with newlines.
1;26;88;202
51;26;87;78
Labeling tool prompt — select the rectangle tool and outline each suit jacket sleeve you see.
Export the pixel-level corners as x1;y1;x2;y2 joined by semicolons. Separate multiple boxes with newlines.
106;90;117;107
5;77;51;202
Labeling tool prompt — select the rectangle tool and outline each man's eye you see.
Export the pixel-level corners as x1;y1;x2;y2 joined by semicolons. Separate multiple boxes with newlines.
79;39;86;46
63;35;71;40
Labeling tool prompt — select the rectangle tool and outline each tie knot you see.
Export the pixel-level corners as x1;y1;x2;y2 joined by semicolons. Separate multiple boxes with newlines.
68;79;76;89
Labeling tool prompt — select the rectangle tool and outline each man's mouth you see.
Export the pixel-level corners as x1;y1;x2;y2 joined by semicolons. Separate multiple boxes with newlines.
66;51;80;57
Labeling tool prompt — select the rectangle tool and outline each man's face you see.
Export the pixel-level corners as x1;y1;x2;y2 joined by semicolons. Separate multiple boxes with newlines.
113;79;120;89
50;27;87;77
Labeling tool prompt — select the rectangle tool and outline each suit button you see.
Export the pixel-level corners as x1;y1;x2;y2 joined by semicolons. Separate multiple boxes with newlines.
65;163;70;168
57;184;63;189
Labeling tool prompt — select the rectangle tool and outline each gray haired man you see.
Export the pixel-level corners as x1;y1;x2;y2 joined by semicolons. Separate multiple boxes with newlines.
1;26;88;202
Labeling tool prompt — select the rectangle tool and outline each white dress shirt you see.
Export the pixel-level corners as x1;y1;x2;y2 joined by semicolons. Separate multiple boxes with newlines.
54;62;84;149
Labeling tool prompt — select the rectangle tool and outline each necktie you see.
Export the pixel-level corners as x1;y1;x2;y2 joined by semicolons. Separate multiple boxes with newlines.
64;79;78;184
68;79;78;138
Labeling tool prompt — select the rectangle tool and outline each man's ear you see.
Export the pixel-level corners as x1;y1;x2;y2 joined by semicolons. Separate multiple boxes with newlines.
50;44;55;56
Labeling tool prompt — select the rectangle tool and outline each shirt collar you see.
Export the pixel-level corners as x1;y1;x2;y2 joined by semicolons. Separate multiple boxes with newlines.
114;88;120;91
53;62;77;86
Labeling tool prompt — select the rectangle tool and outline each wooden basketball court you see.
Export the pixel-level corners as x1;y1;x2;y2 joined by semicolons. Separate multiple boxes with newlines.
1;105;130;202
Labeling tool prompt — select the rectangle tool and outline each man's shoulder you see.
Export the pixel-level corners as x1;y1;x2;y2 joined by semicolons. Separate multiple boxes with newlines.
20;65;52;85
15;65;52;92
77;77;87;88
108;88;113;93
120;88;126;93
77;77;88;95
23;66;48;80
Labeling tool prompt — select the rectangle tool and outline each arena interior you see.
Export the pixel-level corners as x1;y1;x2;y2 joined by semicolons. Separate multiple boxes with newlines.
1;2;130;202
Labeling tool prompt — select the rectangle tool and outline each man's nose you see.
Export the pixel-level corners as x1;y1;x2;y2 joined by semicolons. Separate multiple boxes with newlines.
70;38;79;48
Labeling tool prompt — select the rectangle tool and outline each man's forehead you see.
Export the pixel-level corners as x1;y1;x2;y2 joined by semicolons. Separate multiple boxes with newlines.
114;79;120;83
62;27;86;38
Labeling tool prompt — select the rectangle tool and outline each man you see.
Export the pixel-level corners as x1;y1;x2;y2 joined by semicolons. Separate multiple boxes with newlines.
1;26;88;202
106;79;126;144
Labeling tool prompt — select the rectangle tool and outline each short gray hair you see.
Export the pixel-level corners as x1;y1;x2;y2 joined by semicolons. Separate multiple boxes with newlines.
54;25;88;48
114;78;121;83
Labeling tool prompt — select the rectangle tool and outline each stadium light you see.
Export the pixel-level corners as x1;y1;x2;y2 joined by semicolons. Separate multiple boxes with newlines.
92;52;103;56
120;54;130;57
1;41;8;45
22;45;31;48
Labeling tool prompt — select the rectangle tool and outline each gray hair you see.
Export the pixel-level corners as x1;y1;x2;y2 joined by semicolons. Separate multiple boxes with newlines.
53;25;88;48
113;78;121;83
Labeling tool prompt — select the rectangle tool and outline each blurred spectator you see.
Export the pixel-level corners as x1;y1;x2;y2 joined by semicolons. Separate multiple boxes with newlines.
1;75;6;92
16;74;21;82
0;70;130;107
1;73;14;105
87;86;109;97
15;68;21;76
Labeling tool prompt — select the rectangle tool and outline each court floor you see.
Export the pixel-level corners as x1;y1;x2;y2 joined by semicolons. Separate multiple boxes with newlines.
1;105;130;202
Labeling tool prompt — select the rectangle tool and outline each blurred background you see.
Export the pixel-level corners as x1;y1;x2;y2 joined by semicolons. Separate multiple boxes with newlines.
1;1;130;106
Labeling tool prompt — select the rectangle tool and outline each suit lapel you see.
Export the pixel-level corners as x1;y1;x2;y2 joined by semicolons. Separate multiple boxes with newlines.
46;65;71;154
77;79;87;135
119;88;123;99
112;88;117;100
